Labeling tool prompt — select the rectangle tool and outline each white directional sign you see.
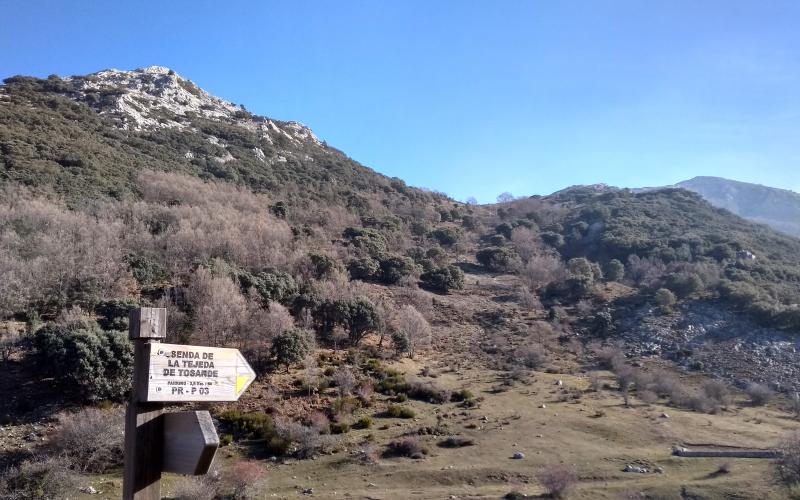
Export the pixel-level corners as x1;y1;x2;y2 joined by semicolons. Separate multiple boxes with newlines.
140;343;256;402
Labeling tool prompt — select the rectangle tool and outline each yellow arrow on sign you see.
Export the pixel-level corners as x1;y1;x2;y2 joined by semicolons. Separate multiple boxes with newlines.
234;349;256;397
236;376;250;394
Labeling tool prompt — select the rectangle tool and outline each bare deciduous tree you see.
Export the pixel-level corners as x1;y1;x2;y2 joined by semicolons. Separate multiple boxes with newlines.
187;267;247;347
520;254;566;290
510;227;541;263
244;299;295;367
393;305;431;358
302;354;322;396
333;367;357;398
330;326;348;351
496;192;515;203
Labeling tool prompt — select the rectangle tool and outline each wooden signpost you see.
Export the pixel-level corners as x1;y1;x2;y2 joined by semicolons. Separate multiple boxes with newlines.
123;308;256;500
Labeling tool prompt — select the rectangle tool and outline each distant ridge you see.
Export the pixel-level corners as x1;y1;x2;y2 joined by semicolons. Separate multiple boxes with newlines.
674;176;800;238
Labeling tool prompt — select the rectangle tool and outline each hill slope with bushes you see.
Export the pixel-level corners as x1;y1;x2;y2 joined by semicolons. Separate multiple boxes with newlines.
3;67;800;499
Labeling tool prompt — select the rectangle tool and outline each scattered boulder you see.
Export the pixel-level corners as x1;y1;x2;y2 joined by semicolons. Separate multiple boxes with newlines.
623;464;648;473
512;451;525;459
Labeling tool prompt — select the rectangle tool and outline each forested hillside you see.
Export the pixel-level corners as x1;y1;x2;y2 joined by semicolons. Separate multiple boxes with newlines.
547;187;800;331
0;67;444;210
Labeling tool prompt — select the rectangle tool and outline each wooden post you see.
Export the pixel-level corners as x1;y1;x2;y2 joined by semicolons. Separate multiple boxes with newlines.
123;308;167;500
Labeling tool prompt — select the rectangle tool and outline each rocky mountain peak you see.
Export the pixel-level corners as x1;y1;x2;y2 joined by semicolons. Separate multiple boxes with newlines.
58;66;320;147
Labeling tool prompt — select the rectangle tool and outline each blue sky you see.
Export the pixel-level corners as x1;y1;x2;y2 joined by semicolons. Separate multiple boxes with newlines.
2;0;799;202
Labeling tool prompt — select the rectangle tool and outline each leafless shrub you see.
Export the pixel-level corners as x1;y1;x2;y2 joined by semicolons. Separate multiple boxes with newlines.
517;286;543;310
51;406;124;472
668;386;695;408
703;380;733;407
245;299;295;368
274;416;335;458
521;254;567;290
510;227;541;263
614;365;638;392
0;456;76;499
438;436;475;448
307;411;330;433
384;436;427;459
314;269;370;302
262;385;281;405
358;442;380;464
517;344;547;369
575;299;593;316
393;272;416;288
791;393;800;419
593;344;625;370
56;304;92;327
776;431;800;487
638;389;659;405
588;371;603;392
631;370;654;390
537;464;578;498
297;427;335;458
747;382;774;406
294;203;360;236
506;366;530;384
508;197;570;226
0;174;310;320
330;326;349;351
650;369;679;396
625;254;667;289
355;381;374;404
221;460;265;499
173;476;218;500
301;355;322;396
392;304;431;358
333;367;357;398
395;285;433;317
405;378;451;403
665;386;718;413
0;330;22;362
528;320;558;346
0;249;30;318
567;338;584;358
